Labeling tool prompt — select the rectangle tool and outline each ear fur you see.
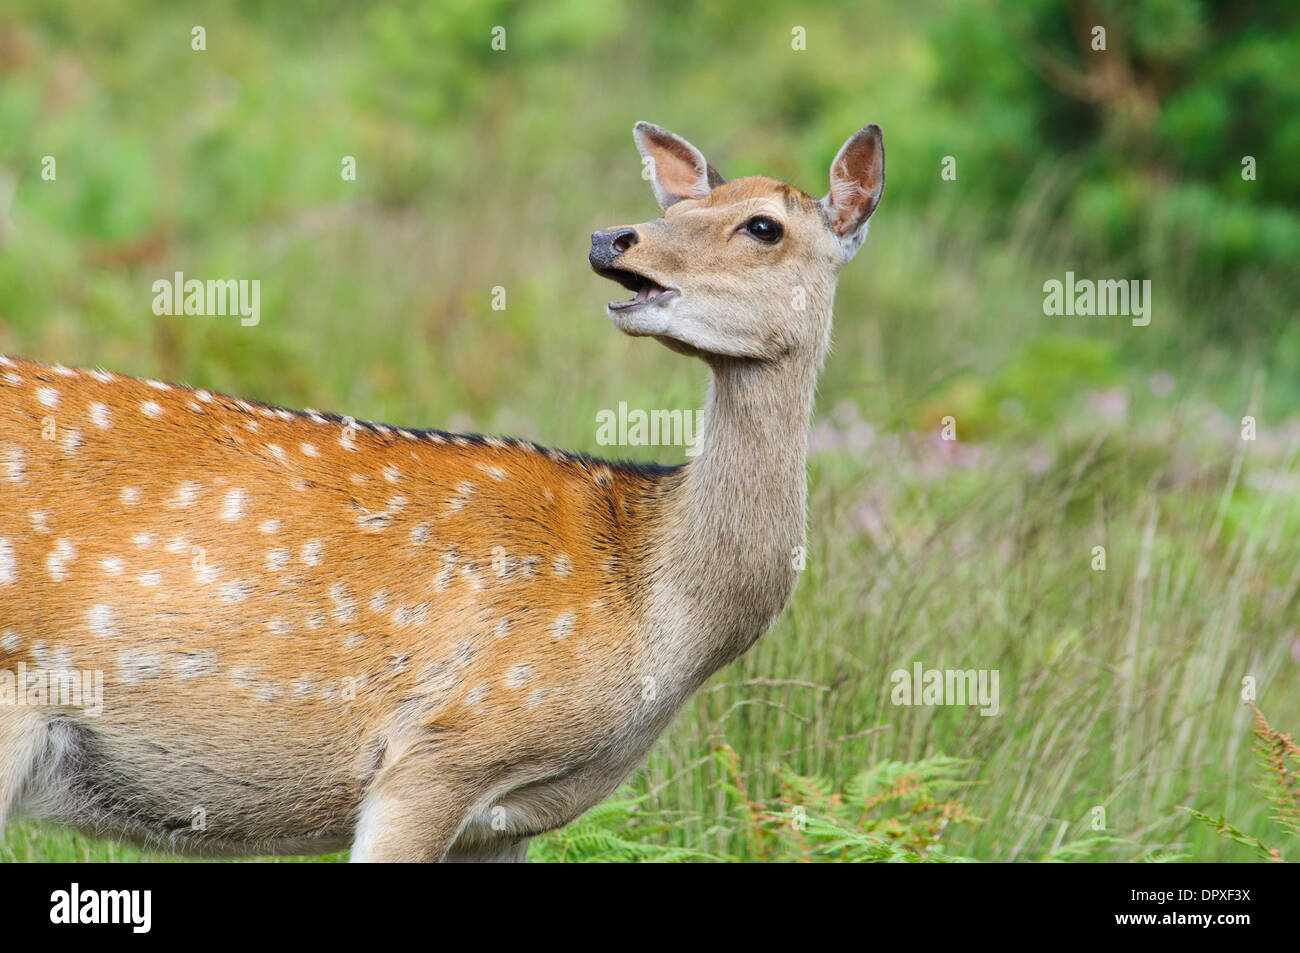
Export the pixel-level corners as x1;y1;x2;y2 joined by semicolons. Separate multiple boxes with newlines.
634;122;725;210
819;124;884;260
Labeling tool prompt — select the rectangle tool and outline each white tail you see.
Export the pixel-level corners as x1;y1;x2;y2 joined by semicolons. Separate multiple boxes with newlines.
0;121;883;861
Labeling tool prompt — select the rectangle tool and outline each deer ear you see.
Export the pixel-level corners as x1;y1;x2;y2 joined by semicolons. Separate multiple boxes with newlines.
634;122;725;210
819;124;884;260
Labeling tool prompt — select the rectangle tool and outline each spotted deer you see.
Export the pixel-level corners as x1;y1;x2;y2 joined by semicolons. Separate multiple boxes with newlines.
0;121;883;862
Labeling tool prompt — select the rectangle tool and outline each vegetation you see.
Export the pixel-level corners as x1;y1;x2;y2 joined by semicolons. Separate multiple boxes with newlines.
0;1;1296;861
1184;704;1299;862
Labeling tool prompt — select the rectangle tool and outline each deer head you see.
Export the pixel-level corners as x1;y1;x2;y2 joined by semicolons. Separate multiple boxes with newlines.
589;121;884;364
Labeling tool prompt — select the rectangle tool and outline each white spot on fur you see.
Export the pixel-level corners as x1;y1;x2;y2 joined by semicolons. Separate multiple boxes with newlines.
329;582;357;622
221;489;246;521
259;519;282;534
141;401;163;418
552;554;572;578
301;443;320;457
0;539;15;584
101;558;125;576
118;651;167;682
302;540;323;566
88;604;117;638
550;612;576;640
172;651;218;678
36;386;59;408
30;643;72;670
89;402;112;429
121;486;142;505
137;571;162;587
59;427;82;455
505;663;532;688
1;630;19;651
5;447;26;483
266;549;290;571
169;481;200;508
433;552;457;590
392;603;429;628
46;539;76;580
29;511;48;533
459;562;484;590
220;581;252;603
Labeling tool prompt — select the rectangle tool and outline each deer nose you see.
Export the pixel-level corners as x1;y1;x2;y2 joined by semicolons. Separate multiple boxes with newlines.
589;228;638;270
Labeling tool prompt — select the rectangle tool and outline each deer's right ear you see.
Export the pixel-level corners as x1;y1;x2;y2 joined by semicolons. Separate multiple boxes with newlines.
819;124;885;261
634;122;725;210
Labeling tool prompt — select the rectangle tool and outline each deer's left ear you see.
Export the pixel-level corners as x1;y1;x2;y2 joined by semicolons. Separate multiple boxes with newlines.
634;122;726;210
820;124;884;260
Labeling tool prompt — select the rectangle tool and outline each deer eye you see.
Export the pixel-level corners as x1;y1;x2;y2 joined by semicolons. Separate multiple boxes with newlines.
744;216;783;243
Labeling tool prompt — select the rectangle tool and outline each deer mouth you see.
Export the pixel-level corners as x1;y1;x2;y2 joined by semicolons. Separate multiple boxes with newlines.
595;267;678;311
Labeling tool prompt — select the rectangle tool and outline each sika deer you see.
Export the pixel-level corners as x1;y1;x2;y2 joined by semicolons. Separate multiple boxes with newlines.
0;121;884;861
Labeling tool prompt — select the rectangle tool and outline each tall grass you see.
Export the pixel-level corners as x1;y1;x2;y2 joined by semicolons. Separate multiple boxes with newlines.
1;2;1297;862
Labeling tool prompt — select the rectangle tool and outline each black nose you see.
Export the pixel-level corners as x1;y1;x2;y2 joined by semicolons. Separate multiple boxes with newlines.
589;228;638;270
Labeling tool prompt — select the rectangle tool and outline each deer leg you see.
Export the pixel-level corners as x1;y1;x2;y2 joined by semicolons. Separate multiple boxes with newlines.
0;708;45;837
349;759;482;863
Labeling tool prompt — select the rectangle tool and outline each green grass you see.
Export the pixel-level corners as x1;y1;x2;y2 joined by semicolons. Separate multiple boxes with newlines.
2;1;1297;862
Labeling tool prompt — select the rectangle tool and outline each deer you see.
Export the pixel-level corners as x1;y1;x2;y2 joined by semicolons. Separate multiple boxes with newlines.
0;121;884;862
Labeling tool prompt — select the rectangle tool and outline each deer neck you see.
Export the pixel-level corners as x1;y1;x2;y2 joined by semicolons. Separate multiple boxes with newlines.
645;346;823;687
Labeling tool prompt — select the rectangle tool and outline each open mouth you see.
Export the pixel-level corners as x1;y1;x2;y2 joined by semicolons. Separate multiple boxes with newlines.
595;267;678;311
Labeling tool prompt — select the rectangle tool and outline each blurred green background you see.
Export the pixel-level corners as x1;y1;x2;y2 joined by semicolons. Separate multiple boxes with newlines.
1;0;1298;862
